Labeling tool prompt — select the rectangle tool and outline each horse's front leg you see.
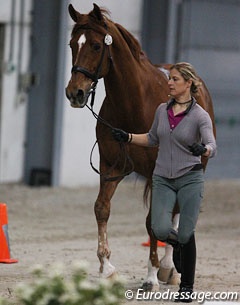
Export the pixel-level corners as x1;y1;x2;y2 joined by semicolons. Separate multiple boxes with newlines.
94;177;121;278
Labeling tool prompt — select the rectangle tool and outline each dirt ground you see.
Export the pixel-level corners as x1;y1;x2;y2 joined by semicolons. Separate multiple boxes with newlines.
0;179;239;304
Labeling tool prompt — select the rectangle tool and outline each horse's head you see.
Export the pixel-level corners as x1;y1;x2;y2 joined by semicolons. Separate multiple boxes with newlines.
65;3;113;108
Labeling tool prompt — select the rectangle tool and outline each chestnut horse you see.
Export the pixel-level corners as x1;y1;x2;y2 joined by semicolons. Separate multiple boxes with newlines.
65;3;216;290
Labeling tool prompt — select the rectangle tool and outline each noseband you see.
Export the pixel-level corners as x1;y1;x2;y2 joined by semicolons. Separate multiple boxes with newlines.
71;66;99;83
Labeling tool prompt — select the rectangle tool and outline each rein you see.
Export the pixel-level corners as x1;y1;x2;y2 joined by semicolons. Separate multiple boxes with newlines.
86;103;135;182
71;24;134;181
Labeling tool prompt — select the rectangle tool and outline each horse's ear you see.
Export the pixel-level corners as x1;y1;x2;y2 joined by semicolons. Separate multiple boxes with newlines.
68;4;81;23
90;3;104;22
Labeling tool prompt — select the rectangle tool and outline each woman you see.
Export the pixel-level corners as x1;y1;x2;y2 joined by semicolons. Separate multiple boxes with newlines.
112;62;217;302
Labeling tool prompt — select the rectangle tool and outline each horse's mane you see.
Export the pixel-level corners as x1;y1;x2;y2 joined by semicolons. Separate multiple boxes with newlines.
115;23;145;62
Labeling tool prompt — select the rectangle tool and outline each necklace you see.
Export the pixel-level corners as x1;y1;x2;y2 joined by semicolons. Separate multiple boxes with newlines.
174;98;192;105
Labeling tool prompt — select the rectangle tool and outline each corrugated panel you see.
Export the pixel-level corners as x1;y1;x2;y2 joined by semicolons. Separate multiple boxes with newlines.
178;0;240;179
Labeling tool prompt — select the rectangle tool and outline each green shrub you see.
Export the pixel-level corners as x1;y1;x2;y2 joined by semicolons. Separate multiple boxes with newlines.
0;262;125;305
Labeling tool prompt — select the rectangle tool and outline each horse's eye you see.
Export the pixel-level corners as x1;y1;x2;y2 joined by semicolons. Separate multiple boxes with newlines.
92;43;101;51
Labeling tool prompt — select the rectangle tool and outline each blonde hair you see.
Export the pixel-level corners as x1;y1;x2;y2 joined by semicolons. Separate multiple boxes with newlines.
170;62;202;94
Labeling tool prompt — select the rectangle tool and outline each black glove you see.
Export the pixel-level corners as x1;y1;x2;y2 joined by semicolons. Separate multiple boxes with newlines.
188;143;207;156
112;128;129;142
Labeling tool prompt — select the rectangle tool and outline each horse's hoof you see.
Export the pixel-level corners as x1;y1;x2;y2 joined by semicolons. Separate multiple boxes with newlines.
167;268;180;285
106;270;118;280
141;281;159;292
100;258;116;278
157;265;172;283
100;269;116;278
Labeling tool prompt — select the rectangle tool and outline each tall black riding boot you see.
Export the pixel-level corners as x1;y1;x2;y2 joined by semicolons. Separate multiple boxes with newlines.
175;234;196;303
173;243;181;273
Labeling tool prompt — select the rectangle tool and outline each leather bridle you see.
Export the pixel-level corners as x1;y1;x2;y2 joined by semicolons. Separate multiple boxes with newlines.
70;24;134;181
71;24;112;107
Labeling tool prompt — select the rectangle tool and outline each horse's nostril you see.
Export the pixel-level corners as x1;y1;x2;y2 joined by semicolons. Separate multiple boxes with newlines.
77;89;84;97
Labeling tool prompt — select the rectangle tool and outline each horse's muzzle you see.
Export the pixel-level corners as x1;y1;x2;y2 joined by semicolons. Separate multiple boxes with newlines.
65;88;88;108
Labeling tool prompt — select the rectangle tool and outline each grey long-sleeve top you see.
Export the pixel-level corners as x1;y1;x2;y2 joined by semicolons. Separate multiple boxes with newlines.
147;99;217;179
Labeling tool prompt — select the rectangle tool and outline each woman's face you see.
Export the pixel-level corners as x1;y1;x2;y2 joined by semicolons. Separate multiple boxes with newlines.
168;68;192;100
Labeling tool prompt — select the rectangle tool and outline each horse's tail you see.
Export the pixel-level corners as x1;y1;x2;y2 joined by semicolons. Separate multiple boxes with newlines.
143;178;152;208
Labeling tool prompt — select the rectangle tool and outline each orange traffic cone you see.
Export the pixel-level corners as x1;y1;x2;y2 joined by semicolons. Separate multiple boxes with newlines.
141;237;166;247
0;203;18;263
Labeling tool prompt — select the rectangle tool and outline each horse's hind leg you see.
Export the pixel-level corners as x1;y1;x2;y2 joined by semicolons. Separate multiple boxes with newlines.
142;210;160;291
94;177;121;278
158;205;180;285
158;213;180;285
143;204;180;289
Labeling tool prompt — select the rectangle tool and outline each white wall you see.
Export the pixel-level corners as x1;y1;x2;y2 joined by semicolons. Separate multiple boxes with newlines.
59;0;143;186
0;0;32;182
0;0;143;186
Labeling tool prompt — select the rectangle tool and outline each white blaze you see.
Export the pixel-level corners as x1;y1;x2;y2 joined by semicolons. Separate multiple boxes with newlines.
78;34;86;49
75;34;86;64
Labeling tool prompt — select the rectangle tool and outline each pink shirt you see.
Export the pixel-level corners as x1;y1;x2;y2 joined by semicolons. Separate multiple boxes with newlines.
167;106;186;130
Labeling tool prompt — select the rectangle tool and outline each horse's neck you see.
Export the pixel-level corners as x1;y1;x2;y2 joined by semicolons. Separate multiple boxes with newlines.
102;66;163;130
104;70;146;117
105;56;167;107
104;54;151;105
